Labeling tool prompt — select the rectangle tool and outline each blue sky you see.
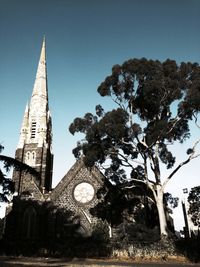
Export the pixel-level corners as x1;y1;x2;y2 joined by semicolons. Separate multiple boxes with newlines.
0;0;200;229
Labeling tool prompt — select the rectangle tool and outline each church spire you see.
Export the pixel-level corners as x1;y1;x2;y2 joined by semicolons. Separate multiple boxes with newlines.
17;38;51;148
30;37;48;111
40;35;46;63
14;38;53;193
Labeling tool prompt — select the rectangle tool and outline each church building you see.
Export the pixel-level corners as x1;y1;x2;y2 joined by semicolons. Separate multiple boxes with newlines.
4;39;106;244
2;40;173;255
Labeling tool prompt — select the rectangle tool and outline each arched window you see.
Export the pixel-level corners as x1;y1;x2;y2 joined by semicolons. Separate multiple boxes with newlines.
31;151;36;166
22;206;37;239
25;152;30;164
25;151;36;166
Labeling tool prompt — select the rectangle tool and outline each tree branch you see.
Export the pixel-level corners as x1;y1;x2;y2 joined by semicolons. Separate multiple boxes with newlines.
163;138;200;189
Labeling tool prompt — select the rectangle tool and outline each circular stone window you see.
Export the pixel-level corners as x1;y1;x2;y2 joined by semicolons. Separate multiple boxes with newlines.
73;182;95;204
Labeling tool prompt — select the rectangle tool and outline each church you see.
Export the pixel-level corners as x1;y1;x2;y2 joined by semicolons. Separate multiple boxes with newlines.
3;39;108;246
2;40;174;256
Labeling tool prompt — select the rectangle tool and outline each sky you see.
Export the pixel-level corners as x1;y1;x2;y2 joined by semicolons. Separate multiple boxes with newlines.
0;0;200;230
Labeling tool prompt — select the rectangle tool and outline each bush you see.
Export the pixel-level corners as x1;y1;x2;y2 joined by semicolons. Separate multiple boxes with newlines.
175;236;200;263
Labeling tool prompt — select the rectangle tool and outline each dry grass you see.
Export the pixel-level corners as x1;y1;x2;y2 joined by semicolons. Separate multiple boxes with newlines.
0;256;193;267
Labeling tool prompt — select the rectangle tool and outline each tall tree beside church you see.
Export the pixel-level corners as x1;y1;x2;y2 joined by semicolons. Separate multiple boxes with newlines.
69;58;200;237
0;144;38;202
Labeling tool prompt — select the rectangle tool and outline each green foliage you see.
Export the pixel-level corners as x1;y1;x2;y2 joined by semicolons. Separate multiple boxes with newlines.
70;58;200;180
164;192;179;213
91;220;110;243
114;223;160;245
188;186;200;227
176;236;200;263
91;183;157;228
70;58;200;236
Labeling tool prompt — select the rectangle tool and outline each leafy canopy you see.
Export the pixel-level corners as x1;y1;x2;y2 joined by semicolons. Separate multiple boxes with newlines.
70;58;200;185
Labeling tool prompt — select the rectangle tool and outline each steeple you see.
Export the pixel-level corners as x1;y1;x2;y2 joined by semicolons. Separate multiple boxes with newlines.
30;36;48;106
17;38;51;148
13;38;53;193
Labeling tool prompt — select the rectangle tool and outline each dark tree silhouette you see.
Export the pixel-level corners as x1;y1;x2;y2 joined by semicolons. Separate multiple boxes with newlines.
164;192;179;210
188;186;200;227
90;181;157;228
69;58;200;237
0;144;38;202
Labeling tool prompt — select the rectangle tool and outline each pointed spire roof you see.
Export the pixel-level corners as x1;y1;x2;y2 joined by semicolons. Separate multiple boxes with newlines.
29;38;48;115
21;102;29;128
40;36;46;65
24;102;29;114
17;102;29;148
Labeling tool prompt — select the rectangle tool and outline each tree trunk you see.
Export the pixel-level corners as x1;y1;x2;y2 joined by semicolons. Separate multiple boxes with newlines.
155;184;168;236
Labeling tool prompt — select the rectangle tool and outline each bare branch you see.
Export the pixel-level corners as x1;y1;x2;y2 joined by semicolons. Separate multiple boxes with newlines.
163;138;200;189
166;117;182;136
121;185;156;204
147;111;184;150
122;184;137;189
129;177;157;187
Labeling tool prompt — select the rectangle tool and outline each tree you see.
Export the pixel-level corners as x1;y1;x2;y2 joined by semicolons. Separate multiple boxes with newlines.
0;144;38;203
164;192;179;211
90;178;160;228
69;58;200;237
188;186;200;228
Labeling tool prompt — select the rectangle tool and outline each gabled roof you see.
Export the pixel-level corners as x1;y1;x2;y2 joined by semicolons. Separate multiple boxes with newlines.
50;158;106;202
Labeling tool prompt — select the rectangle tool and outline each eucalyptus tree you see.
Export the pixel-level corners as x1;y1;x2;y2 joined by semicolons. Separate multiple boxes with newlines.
69;58;200;237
